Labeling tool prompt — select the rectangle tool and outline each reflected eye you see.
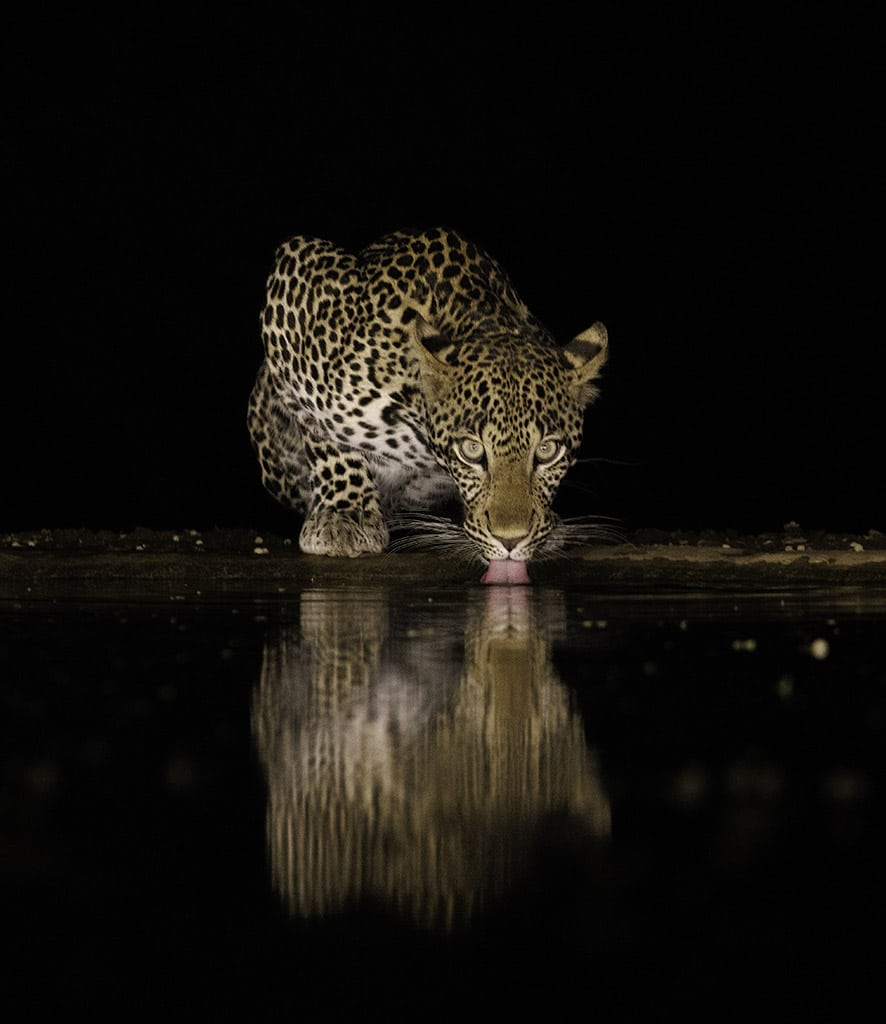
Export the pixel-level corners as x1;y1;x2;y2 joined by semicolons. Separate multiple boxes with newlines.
455;437;486;465
535;438;565;465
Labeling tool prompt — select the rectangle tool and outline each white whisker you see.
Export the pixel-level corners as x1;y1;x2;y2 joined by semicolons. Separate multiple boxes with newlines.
385;513;483;566
535;515;626;562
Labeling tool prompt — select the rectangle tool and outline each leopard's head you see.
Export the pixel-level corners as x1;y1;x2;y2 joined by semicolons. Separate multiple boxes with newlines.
409;315;608;563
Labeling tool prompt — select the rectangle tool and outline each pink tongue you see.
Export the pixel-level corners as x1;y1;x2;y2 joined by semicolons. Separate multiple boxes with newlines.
480;559;531;585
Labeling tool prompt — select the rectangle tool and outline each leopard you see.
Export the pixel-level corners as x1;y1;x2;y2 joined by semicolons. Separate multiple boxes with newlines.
247;227;608;581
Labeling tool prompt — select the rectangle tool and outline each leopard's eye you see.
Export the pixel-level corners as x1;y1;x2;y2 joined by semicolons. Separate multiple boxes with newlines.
535;438;565;465
455;437;486;466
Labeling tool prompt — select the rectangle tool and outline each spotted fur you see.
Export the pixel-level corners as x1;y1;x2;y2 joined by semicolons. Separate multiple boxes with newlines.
248;227;608;561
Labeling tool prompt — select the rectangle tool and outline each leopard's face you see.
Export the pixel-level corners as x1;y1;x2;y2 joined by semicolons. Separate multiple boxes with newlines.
414;329;606;562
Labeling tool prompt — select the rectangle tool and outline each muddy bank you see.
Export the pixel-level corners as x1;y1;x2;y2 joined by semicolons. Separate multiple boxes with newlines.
3;525;885;595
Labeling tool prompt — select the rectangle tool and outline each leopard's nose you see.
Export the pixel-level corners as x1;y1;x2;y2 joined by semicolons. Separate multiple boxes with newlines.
497;533;528;552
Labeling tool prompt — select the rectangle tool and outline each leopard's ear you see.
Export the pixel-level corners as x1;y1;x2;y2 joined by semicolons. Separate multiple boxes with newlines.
407;311;459;368
560;321;608;402
406;311;459;404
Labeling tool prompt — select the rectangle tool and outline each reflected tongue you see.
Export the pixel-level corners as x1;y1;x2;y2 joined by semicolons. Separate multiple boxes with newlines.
480;559;531;585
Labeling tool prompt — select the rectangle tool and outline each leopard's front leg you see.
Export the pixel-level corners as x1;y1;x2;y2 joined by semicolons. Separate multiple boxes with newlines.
299;436;388;557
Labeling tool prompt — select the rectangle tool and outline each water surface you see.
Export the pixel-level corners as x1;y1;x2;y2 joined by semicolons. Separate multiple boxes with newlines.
4;583;884;1016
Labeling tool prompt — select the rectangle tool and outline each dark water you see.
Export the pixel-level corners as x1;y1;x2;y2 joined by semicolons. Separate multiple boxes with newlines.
3;583;885;1017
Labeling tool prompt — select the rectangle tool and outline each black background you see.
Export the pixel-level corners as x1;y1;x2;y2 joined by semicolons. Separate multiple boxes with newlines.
4;7;882;535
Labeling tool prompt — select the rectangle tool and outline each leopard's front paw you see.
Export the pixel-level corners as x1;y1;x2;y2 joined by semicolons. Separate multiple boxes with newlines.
299;508;388;557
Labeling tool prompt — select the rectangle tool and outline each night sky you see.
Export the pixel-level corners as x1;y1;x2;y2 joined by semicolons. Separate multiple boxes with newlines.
4;9;882;535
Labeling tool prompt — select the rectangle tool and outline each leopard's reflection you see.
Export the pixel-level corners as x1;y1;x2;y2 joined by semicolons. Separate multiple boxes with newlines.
252;587;610;929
